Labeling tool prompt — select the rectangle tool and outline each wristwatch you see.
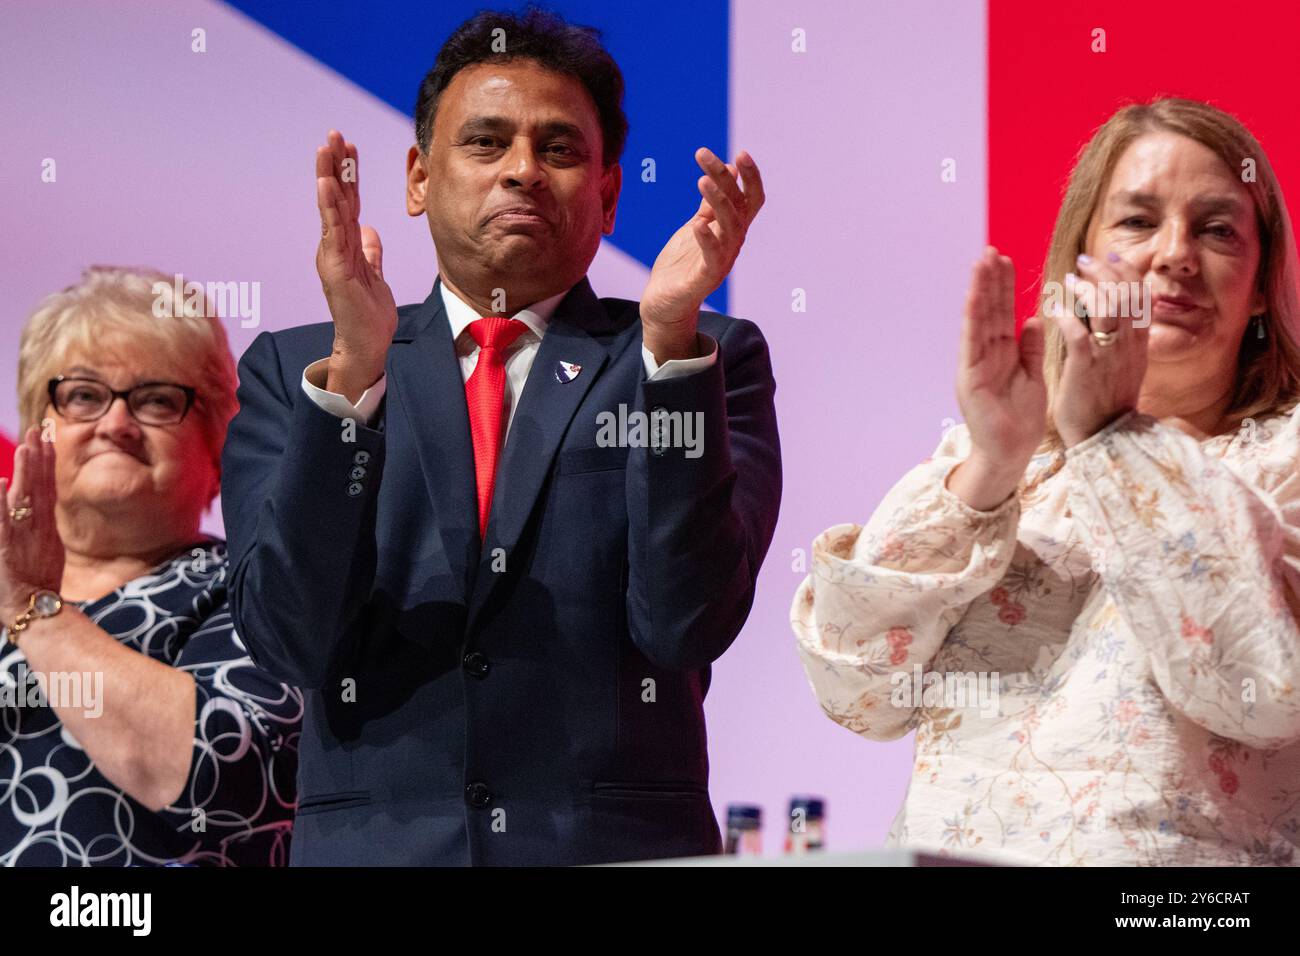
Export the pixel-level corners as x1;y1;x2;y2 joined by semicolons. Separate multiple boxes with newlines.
4;589;64;646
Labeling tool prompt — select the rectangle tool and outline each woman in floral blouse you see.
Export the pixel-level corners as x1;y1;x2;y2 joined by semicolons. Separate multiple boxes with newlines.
793;97;1300;865
1;267;301;865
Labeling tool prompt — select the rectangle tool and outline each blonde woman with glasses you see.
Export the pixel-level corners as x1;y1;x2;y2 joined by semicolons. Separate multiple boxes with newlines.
0;266;301;866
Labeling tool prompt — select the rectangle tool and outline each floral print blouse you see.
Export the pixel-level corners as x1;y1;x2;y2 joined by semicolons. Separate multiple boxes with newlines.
792;400;1300;866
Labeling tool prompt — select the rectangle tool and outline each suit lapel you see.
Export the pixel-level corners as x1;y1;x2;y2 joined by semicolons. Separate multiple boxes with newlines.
387;281;480;599
466;277;611;634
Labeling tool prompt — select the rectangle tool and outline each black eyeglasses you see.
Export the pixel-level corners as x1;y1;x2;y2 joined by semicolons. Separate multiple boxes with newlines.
47;376;197;426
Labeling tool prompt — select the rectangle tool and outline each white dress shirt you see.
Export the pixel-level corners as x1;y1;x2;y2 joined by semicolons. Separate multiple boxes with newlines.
301;281;718;431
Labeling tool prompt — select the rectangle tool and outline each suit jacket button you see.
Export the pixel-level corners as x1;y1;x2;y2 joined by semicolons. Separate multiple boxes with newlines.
650;405;668;457
349;465;367;480
353;450;371;465
463;651;490;679
346;482;363;497
465;782;493;808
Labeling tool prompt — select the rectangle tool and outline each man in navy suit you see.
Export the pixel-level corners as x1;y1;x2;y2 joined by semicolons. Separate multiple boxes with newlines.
221;8;781;865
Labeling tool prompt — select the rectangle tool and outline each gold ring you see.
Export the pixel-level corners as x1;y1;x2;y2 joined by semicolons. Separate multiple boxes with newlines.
1091;330;1117;347
8;507;33;522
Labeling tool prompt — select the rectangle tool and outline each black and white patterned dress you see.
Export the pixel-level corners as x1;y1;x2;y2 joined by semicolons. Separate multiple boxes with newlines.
0;539;302;866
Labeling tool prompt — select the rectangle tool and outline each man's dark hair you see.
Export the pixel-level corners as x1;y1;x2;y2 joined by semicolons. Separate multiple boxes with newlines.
414;6;628;168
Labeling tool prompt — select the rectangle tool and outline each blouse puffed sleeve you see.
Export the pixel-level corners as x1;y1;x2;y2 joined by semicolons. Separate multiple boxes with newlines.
1065;403;1300;750
791;423;1021;741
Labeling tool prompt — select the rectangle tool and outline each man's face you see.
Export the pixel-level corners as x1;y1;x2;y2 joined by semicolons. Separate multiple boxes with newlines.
407;59;621;307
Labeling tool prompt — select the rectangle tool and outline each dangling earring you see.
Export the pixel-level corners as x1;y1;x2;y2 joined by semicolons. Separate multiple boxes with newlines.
1255;314;1267;341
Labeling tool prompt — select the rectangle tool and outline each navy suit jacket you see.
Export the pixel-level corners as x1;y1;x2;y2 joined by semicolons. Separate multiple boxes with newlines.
221;277;781;865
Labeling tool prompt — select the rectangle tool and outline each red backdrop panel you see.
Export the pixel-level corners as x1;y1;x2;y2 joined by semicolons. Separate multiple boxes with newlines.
989;0;1300;327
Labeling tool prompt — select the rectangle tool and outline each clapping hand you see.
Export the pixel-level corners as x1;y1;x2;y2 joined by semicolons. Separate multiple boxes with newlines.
316;129;398;402
640;148;765;363
0;427;65;624
1047;252;1149;447
948;248;1047;510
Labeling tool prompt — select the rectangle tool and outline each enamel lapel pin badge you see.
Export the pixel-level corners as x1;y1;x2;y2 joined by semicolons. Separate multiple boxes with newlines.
555;361;583;384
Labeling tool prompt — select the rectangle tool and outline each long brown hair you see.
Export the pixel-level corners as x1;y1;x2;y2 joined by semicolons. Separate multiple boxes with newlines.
1038;97;1300;451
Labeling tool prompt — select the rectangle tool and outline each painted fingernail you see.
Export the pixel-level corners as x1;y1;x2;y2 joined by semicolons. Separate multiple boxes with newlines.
1065;272;1077;287
1107;251;1122;263
1076;254;1092;267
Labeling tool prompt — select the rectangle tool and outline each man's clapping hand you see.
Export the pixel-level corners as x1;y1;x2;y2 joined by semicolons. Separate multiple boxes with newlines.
639;148;765;364
316;129;398;404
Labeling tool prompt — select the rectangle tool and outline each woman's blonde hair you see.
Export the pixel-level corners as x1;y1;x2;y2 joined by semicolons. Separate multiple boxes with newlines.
1038;97;1300;451
17;266;239;501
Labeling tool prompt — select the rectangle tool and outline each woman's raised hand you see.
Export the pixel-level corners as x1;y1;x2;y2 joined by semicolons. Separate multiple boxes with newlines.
1048;252;1149;447
948;247;1047;511
0;426;65;623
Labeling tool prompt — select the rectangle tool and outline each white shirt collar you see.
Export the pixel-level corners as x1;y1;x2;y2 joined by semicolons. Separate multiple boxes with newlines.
438;279;572;346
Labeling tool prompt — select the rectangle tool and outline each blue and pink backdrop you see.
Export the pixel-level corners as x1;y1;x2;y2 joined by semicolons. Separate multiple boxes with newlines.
5;0;1298;854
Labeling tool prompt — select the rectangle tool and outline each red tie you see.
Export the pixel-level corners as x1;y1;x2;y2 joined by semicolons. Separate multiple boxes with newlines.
465;317;528;540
